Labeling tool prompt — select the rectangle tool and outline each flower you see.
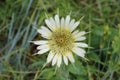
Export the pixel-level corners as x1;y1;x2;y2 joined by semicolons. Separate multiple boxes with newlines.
30;14;88;67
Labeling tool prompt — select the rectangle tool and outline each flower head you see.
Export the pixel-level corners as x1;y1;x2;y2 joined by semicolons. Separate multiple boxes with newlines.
31;14;88;67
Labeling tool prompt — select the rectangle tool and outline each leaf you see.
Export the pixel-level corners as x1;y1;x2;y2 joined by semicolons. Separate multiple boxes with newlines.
86;53;100;63
42;68;54;79
68;61;87;75
28;60;44;69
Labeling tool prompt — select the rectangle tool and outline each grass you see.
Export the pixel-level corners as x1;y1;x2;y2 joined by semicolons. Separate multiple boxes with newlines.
0;0;120;80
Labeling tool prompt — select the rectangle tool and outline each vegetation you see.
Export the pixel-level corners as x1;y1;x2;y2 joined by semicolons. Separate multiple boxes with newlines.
0;0;120;80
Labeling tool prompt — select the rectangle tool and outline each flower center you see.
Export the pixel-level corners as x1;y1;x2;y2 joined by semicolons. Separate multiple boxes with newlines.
48;28;75;54
55;34;67;47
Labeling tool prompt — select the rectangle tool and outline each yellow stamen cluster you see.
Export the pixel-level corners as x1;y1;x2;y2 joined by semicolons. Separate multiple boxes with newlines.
48;28;75;55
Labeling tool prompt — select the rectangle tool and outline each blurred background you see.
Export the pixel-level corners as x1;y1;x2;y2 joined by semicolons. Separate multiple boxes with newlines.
0;0;120;80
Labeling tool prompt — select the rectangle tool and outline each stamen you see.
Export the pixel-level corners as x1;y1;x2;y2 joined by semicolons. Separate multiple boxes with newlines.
48;28;74;55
